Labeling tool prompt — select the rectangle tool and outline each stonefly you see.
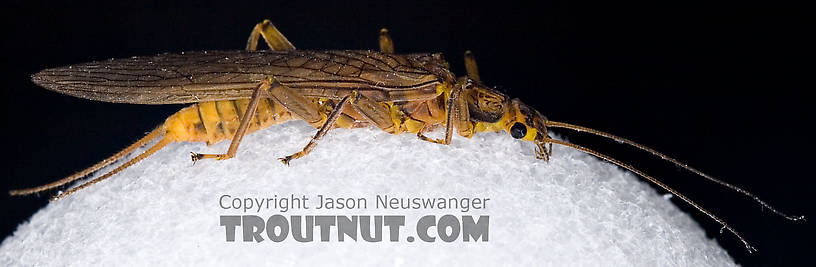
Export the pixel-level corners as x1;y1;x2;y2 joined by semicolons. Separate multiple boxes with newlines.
10;20;802;252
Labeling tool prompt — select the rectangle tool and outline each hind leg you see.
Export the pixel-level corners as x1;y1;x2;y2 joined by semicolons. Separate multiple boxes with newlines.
246;19;295;51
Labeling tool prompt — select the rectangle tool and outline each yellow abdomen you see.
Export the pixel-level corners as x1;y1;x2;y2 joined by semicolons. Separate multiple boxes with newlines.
163;99;294;144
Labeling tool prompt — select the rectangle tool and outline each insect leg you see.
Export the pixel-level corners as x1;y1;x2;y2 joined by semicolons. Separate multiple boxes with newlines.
279;92;358;165
416;124;445;144
265;83;325;129
282;90;407;164
191;77;280;161
464;50;481;82
416;84;470;144
348;93;398;133
315;99;361;129
334;109;367;129
246;19;295;51
379;28;395;53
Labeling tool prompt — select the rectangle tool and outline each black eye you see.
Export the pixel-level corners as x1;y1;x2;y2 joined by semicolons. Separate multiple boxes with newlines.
510;122;527;139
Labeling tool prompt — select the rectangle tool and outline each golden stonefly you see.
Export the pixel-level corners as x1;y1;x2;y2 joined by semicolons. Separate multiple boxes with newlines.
10;20;802;252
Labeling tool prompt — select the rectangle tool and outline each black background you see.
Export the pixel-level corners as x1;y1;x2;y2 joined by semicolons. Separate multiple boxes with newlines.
2;0;812;265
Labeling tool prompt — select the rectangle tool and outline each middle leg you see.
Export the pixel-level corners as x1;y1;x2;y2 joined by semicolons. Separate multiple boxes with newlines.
279;92;359;165
280;91;404;164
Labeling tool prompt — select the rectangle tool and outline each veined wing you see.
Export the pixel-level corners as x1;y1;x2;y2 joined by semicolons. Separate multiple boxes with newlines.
32;50;447;104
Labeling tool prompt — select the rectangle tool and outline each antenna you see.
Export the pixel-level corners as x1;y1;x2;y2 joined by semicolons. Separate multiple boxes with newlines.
543;137;759;252
545;120;804;222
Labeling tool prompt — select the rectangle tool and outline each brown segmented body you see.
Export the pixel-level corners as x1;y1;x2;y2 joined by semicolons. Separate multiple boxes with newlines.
32;50;454;104
13;48;461;201
15;22;804;254
31;49;456;148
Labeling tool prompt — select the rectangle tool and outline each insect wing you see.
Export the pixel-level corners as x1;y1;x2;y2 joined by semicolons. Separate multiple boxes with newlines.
32;50;444;104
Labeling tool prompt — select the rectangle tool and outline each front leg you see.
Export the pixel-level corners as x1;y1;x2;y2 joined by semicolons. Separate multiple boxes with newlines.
417;83;472;145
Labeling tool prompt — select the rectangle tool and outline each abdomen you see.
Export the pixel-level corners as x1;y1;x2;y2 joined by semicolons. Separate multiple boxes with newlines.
163;99;295;145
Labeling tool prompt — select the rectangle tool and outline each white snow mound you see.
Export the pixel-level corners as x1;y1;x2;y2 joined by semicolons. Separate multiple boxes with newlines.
1;121;734;266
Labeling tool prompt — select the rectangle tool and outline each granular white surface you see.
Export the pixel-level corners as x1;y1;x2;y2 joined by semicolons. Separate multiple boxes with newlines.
1;121;734;266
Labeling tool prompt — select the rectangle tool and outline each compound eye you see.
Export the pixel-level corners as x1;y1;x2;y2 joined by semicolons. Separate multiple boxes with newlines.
510;122;527;139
